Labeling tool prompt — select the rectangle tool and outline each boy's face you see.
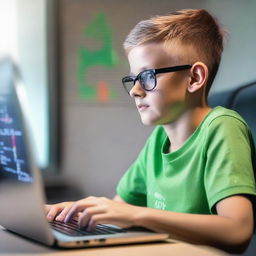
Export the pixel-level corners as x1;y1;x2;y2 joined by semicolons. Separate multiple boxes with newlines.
127;43;191;126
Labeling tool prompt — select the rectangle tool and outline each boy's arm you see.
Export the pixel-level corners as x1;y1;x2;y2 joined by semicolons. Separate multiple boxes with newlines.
45;195;253;252
57;194;253;253
113;195;125;202
134;195;253;252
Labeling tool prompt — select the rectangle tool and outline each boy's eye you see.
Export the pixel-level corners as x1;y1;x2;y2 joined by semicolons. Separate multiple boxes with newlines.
140;71;155;90
141;71;153;81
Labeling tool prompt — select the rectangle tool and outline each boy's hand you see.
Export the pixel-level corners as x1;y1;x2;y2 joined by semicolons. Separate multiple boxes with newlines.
46;196;140;231
45;201;76;222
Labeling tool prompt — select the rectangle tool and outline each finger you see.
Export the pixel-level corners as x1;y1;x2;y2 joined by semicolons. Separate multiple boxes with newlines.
87;214;111;231
47;205;63;222
78;206;106;228
64;204;81;223
64;198;99;223
78;210;90;228
55;204;74;222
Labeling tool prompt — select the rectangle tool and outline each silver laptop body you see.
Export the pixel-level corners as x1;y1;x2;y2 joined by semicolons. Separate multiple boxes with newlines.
0;58;168;248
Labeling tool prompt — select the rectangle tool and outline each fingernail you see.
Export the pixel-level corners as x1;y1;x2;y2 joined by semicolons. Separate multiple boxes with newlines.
47;215;53;221
56;215;64;222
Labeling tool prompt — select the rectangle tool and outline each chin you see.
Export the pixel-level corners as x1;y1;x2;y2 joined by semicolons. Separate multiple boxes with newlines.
140;116;160;126
140;117;152;126
141;116;177;126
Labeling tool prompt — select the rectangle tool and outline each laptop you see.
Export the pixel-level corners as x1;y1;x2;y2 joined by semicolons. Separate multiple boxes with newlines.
0;58;168;248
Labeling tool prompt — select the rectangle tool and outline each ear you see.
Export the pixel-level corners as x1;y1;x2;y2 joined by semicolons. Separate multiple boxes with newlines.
188;62;208;93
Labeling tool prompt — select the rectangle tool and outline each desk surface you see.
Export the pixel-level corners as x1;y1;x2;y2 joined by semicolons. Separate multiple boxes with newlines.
0;226;231;256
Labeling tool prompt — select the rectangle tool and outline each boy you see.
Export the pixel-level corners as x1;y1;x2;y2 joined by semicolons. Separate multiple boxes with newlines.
46;9;256;252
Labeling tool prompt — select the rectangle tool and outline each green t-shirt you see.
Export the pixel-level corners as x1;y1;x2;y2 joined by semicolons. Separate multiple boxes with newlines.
117;107;256;214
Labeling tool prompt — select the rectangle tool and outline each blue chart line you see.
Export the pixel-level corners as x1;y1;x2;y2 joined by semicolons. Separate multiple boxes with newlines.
0;106;33;183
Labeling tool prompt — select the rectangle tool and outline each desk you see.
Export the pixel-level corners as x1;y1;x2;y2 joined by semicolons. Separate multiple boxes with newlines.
0;226;231;256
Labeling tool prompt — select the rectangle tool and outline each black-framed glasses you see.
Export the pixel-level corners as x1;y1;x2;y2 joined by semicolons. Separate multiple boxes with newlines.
122;65;192;94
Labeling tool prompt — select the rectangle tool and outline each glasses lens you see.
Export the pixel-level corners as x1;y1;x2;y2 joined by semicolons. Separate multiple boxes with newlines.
140;70;155;91
122;77;135;93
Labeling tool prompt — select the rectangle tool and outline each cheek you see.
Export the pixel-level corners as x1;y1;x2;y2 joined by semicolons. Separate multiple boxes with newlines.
155;88;186;109
153;90;187;120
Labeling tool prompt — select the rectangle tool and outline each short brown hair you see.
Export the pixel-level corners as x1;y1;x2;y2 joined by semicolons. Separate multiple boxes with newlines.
123;9;227;96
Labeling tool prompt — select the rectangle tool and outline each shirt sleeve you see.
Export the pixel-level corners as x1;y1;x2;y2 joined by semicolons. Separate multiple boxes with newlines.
204;115;256;213
116;144;148;206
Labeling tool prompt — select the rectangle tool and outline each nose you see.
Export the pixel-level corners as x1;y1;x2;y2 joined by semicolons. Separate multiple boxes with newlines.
129;81;146;98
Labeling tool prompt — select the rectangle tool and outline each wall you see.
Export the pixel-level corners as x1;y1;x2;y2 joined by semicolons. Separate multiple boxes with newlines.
59;0;256;199
202;0;256;93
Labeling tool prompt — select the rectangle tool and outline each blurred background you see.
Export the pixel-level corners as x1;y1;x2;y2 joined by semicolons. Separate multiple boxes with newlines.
0;0;255;201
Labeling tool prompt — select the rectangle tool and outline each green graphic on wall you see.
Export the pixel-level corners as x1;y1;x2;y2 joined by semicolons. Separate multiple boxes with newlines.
78;12;119;102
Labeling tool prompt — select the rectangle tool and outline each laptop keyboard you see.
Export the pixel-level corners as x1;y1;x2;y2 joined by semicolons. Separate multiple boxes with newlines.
50;220;127;236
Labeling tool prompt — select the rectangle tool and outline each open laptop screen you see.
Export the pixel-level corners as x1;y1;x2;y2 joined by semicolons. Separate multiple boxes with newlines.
0;58;56;246
0;58;32;183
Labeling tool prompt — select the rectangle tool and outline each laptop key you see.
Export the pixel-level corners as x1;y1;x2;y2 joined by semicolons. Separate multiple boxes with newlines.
50;221;127;237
